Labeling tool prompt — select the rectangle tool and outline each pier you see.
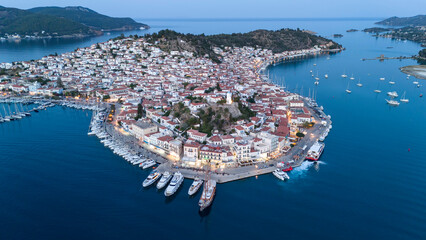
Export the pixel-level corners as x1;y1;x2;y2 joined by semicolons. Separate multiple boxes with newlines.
361;54;414;61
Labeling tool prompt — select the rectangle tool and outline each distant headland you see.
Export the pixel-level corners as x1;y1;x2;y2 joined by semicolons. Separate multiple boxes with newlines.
0;6;149;40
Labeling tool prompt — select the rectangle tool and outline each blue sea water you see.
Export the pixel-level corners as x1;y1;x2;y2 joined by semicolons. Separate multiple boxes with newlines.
1;19;425;240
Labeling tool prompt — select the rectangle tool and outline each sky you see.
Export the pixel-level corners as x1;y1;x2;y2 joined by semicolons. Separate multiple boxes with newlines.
1;0;425;19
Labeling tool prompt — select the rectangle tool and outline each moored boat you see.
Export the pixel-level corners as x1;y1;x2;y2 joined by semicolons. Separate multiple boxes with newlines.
141;159;156;169
142;170;161;187
156;171;173;189
165;172;184;197
199;180;216;212
273;169;289;181
306;142;325;161
188;177;203;196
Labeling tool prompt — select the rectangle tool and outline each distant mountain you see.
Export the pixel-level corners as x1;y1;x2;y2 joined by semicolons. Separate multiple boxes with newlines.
0;6;96;37
376;15;426;26
0;6;148;38
29;6;149;31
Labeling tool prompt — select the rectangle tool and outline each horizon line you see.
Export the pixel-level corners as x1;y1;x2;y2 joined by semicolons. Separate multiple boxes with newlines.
135;17;385;21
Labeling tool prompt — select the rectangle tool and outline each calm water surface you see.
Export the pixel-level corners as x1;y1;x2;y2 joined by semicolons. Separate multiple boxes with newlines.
0;19;425;240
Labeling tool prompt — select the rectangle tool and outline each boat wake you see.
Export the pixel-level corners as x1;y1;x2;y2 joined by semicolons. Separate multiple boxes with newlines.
289;161;315;178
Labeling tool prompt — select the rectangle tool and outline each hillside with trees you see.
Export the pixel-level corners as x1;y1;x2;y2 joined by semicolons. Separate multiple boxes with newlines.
376;15;426;26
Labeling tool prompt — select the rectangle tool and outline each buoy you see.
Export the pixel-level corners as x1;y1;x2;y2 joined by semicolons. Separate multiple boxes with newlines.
408;148;410;152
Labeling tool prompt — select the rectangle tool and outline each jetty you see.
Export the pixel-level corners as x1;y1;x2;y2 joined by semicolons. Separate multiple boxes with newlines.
361;54;414;61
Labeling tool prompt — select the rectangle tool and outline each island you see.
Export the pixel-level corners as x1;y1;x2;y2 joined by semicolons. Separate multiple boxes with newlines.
363;15;426;44
0;29;342;211
0;6;149;40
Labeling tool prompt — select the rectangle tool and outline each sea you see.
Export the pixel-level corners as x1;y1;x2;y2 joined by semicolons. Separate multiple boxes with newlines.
0;19;425;240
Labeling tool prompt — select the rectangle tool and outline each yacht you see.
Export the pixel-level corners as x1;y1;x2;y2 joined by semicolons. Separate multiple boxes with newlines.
380;77;385;81
387;91;398;98
156;171;173;189
272;169;290;181
306;142;325;161
142;170;161;187
386;99;400;106
374;89;382;93
389;81;395;85
141;159;156;169
165;172;184;197
413;81;419;85
188;177;203;196
199;180;216;212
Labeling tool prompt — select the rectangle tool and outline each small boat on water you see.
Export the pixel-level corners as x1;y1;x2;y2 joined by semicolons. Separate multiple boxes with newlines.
387;91;398;98
341;74;347;78
380;77;385;81
156;171;173;189
143;170;161;187
272;169;290;181
324;74;328;78
389;81;395;85
400;91;409;103
374;89;382;93
188;177;203;196
386;99;400;106
413;81;419;85
345;81;351;93
165;172;184;197
350;74;355;80
357;78;363;87
199;180;216;212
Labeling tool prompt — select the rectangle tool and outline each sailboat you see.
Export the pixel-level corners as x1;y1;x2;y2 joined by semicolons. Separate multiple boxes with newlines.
356;78;363;87
345;81;352;93
341;71;347;78
386;99;400;106
350;74;355;80
400;91;409;103
324;74;328;78
389;80;395;85
374;81;381;93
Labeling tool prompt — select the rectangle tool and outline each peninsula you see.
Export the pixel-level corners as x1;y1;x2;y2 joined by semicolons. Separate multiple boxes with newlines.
0;29;341;211
0;6;149;40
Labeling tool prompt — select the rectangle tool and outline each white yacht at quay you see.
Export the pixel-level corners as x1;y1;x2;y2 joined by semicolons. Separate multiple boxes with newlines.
165;172;184;197
272;169;290;181
143;170;161;187
156;171;173;189
188;177;203;196
141;159;156;169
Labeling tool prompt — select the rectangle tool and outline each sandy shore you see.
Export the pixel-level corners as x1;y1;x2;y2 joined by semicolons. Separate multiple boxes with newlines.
400;65;426;80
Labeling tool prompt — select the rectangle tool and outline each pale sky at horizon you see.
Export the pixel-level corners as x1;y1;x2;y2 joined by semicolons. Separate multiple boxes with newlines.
1;0;425;19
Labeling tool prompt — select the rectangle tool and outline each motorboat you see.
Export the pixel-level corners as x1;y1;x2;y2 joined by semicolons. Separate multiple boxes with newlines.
188;177;203;196
142;170;161;187
165;172;184;197
156;171;173;189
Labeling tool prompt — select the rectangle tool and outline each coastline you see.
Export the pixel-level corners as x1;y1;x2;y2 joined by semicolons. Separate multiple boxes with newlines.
400;65;426;80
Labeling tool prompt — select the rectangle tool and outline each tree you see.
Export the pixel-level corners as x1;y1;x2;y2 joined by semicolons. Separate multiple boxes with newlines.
296;132;305;138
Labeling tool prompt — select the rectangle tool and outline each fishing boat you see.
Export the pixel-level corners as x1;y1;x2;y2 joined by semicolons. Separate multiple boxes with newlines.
272;169;290;181
306;142;325;161
188;177;203;196
156;171;173;189
400;91;409;103
142;170;161;187
199;179;216;212
387;91;398;98
386;99;400;106
165;172;184;197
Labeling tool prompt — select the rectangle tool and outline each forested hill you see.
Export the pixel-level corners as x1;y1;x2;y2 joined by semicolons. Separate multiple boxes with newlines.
0;6;95;37
144;29;342;63
0;6;149;38
376;15;426;26
29;6;149;31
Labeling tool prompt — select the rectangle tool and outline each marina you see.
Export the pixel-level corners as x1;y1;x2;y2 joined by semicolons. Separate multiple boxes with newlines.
1;18;425;240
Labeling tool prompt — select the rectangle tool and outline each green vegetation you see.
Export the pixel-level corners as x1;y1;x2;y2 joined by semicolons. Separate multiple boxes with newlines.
296;132;305;138
29;6;148;31
144;29;341;63
0;6;148;37
376;15;426;27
